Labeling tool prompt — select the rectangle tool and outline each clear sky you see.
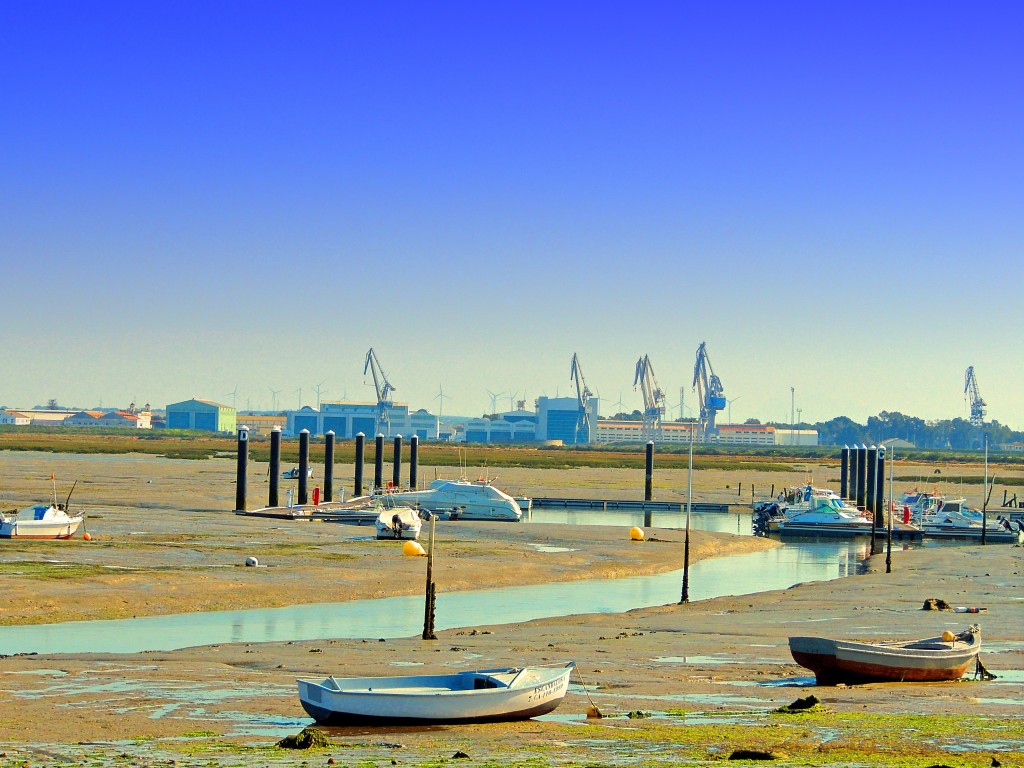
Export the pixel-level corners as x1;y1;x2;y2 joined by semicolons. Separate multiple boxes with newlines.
4;2;1022;427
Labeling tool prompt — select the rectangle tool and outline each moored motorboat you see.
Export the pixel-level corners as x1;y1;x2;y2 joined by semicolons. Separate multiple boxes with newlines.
922;499;1015;541
383;478;523;521
789;625;981;684
297;662;574;724
374;504;423;540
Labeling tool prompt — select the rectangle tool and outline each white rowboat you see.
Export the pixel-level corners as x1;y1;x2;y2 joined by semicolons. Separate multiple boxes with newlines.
297;662;574;724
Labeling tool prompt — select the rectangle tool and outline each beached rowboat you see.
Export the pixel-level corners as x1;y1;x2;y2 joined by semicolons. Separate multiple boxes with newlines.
298;662;574;724
789;626;980;684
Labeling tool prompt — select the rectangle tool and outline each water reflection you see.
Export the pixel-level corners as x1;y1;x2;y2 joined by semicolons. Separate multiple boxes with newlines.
0;543;858;656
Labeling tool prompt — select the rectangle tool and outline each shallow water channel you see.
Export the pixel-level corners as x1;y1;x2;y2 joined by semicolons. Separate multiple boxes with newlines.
0;510;871;655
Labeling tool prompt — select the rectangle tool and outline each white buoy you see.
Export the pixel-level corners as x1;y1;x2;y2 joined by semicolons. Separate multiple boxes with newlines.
245;556;259;567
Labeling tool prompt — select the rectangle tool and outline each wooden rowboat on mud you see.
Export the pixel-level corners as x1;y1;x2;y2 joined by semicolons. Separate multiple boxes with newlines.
789;625;981;684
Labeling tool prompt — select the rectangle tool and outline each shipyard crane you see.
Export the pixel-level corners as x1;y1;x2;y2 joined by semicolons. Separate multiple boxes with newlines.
363;347;396;436
692;341;727;439
964;366;986;428
570;353;593;444
633;354;666;440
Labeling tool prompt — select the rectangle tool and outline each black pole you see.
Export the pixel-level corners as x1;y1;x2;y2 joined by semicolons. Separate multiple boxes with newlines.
849;443;860;503
268;426;281;507
644;441;654;527
410;434;419;490
840;445;849;499
393;435;403;489
354;432;365;497
856;445;868;510
866;446;877;554
235;426;249;512
680;509;690;603
374;433;384;492
324;430;335;503
298;429;310;505
875;449;886;527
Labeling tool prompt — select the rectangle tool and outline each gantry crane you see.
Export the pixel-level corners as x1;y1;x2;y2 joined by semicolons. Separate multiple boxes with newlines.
633;354;666;440
692;341;726;439
363;348;396;436
570;353;593;445
964;366;986;428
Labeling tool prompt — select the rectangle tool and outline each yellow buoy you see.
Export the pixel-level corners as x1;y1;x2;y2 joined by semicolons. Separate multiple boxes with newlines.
629;526;645;542
941;630;956;642
402;540;426;557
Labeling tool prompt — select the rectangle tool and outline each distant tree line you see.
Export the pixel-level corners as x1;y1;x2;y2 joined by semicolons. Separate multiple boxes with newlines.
787;411;1020;450
607;409;1020;450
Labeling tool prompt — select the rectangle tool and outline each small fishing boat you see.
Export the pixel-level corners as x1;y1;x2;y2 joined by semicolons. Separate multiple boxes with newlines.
1;478;84;540
0;503;83;539
282;467;313;480
789;625;981;684
374;505;423;540
297;662;574;724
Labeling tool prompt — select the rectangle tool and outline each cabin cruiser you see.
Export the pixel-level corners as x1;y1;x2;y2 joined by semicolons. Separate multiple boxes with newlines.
382;479;523;521
897;490;944;524
753;485;862;535
922;498;1012;540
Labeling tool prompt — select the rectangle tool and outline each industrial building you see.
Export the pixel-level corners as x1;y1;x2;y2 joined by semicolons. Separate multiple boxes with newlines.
592;421;817;446
284;401;440;439
462;397;598;444
165;399;236;433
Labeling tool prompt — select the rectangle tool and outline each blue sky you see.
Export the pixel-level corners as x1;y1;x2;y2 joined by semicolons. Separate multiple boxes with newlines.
3;2;1022;426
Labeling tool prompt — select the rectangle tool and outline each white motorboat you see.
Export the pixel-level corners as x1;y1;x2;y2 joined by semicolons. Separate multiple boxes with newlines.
384;478;523;521
753;485;865;535
374;504;423;540
775;503;875;537
0;504;83;539
297;662;574;724
897;490;944;524
923;499;1014;541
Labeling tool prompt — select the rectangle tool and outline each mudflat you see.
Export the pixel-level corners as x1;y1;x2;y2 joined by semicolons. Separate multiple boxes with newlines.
0;449;1021;767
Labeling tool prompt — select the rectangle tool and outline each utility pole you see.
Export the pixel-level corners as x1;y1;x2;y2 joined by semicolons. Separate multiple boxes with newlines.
790;387;795;445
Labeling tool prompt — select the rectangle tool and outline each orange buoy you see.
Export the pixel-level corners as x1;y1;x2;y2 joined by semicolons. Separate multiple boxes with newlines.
83;532;92;541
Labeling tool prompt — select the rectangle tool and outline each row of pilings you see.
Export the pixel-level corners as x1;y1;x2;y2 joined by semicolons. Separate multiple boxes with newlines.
839;444;886;526
235;427;420;511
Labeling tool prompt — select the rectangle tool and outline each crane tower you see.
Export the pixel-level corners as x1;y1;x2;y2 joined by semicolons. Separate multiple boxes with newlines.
964;366;986;428
692;341;726;439
570;353;593;445
633;354;666;440
363;348;396;436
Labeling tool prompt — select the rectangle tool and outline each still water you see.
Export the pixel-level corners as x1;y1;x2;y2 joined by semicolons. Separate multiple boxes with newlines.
0;510;869;656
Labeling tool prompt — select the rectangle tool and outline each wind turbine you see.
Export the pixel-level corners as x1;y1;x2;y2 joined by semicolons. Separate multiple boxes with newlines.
486;389;505;415
296;387;303;409
727;396;741;425
506;390;519;412
314;381;327;410
224;385;239;409
268;387;282;411
433;385;451;421
613;392;627;418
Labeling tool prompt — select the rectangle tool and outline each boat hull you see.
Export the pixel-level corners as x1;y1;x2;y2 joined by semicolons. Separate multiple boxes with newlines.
789;634;979;685
298;664;572;724
0;517;83;539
